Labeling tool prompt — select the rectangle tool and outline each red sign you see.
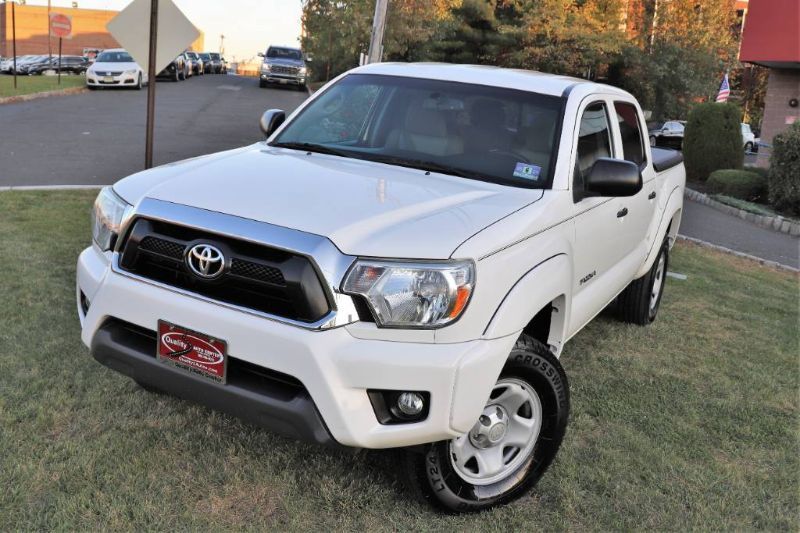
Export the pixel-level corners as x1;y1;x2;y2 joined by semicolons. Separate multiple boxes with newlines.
157;321;227;383
50;13;72;39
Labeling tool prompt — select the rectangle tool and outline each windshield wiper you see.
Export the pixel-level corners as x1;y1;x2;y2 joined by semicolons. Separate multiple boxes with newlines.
366;155;482;180
270;141;352;159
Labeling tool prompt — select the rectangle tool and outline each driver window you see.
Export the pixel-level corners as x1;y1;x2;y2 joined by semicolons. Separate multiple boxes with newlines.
573;102;612;194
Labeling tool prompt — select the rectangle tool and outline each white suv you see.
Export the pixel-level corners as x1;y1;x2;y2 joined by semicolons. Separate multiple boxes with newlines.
77;63;685;512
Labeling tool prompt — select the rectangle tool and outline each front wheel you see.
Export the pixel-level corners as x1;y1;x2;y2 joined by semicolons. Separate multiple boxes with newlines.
403;335;569;512
744;141;753;153
649;135;657;147
135;73;143;90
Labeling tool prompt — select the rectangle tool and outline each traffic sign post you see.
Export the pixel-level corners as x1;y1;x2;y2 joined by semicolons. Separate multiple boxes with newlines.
107;0;200;169
49;13;72;86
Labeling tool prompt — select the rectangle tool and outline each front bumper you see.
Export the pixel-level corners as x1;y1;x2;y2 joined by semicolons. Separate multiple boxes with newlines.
77;245;514;449
260;72;306;85
86;72;139;86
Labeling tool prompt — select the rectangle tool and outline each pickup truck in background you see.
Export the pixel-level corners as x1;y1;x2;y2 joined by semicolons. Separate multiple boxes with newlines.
77;63;685;512
258;45;308;90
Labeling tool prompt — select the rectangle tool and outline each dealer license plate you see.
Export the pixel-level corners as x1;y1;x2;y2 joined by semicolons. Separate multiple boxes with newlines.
157;320;227;383
103;76;114;83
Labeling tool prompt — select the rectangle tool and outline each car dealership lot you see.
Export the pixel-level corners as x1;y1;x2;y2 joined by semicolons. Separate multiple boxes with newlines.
0;74;308;187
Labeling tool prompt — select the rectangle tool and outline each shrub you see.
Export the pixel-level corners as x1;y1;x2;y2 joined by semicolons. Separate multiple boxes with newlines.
768;121;800;215
683;102;744;181
706;169;767;202
744;165;769;179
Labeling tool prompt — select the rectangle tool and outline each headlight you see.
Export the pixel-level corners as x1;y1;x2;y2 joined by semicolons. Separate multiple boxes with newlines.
298;67;307;75
342;260;474;328
124;69;137;75
91;187;130;251
262;63;271;72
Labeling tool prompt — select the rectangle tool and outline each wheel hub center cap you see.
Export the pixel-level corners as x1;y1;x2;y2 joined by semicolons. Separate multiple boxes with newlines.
470;405;509;449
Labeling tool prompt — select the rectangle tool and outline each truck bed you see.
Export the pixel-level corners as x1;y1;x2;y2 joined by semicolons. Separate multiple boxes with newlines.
651;147;684;172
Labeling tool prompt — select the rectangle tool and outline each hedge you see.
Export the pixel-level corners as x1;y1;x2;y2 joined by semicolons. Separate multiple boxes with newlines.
706;169;767;202
683;102;744;181
768;121;800;215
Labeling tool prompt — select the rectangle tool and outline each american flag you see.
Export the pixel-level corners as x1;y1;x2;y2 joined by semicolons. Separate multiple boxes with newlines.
716;73;730;103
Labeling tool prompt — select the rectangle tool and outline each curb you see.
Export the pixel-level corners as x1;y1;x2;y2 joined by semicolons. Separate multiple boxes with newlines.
684;187;800;237
0;184;102;192
677;234;799;273
0;86;89;106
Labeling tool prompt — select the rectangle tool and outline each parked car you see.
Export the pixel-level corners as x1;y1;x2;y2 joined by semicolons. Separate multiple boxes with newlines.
26;55;89;75
258;45;308;89
157;54;187;81
77;63;685;513
648;120;684;149
180;52;193;77
219;56;228;74
85;49;147;90
205;52;223;74
197;53;215;74
184;51;204;75
742;123;757;153
9;55;46;74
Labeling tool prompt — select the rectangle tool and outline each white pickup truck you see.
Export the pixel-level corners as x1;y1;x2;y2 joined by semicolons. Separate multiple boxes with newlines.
77;63;685;512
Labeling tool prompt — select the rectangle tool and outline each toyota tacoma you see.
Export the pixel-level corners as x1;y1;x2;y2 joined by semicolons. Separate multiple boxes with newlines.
77;63;685;512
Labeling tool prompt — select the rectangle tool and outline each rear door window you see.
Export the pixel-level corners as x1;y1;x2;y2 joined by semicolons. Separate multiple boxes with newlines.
614;102;645;167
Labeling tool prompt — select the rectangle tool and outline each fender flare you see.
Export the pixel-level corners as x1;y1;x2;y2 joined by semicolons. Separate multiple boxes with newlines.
482;253;572;350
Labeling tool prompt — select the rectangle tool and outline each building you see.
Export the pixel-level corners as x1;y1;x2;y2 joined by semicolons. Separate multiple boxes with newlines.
739;0;800;165
0;2;203;58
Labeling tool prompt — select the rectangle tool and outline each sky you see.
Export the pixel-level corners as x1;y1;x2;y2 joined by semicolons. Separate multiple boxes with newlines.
26;0;303;62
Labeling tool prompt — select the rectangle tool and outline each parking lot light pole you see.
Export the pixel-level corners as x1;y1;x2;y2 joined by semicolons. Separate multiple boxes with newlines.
366;0;388;64
145;0;159;169
11;0;17;90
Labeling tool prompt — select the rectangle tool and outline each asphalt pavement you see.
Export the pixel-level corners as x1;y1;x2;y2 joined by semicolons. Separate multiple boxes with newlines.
0;74;308;186
679;198;799;269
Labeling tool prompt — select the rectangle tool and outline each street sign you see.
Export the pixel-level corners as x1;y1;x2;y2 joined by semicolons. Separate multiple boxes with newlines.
50;13;72;40
106;0;199;75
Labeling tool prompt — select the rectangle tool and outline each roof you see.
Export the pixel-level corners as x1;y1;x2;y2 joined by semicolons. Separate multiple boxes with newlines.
740;0;800;67
350;62;624;98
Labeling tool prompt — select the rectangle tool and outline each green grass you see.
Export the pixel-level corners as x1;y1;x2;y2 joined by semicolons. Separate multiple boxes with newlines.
1;190;798;530
0;75;84;98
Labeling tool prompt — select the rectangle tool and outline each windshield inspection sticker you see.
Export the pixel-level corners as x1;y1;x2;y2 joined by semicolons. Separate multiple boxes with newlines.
513;163;542;180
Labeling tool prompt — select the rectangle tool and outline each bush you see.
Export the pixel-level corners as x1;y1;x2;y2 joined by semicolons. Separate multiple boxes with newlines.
706;169;767;202
744;165;769;179
768;121;800;215
683;102;744;181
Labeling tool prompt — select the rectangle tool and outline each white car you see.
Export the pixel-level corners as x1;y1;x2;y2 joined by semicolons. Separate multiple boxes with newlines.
77;63;685;512
86;49;147;90
742;123;756;153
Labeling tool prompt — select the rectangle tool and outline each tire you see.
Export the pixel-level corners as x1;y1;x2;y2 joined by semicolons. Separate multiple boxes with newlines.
135;73;143;90
402;335;570;513
617;238;669;325
649;135;657;147
744;142;753;153
259;79;267;89
173;68;180;82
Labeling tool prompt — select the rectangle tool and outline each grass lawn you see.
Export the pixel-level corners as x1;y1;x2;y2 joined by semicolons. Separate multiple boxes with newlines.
0;75;84;98
1;190;798;530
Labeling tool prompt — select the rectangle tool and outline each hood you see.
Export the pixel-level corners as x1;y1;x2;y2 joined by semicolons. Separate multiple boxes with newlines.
266;57;304;67
114;144;543;259
92;61;138;71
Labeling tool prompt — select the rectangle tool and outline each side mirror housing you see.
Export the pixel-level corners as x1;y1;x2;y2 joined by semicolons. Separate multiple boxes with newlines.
259;109;286;138
257;52;265;58
584;158;642;197
305;54;313;63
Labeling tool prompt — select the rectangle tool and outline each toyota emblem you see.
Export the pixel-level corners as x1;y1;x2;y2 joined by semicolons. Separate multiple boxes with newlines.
186;244;225;279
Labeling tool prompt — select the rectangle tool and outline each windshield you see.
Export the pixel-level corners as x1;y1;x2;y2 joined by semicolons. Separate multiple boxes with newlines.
210;53;220;60
272;74;563;188
96;51;133;63
267;47;302;61
200;53;211;60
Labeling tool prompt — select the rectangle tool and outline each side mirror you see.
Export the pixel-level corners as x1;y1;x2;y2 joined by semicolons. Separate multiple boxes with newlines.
305;54;313;63
259;109;286;138
584;158;642;197
257;52;265;58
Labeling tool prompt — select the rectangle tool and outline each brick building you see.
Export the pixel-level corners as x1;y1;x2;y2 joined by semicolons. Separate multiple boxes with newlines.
739;0;800;165
0;2;203;58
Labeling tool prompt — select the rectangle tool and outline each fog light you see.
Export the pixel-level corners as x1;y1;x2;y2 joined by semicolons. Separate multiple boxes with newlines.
397;392;424;416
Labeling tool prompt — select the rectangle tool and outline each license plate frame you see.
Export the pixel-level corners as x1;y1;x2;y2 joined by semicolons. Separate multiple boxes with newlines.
103;76;114;83
157;320;228;384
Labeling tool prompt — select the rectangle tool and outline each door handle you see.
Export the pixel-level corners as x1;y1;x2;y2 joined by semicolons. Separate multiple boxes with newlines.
617;207;628;218
648;191;656;200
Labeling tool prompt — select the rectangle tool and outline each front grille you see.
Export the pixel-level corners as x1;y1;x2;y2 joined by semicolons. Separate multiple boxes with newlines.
271;65;298;75
119;218;331;323
102;71;122;76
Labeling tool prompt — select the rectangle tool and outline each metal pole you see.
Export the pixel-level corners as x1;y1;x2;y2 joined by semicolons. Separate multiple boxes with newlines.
12;0;17;90
145;0;159;169
57;37;62;85
48;0;52;63
366;0;388;64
